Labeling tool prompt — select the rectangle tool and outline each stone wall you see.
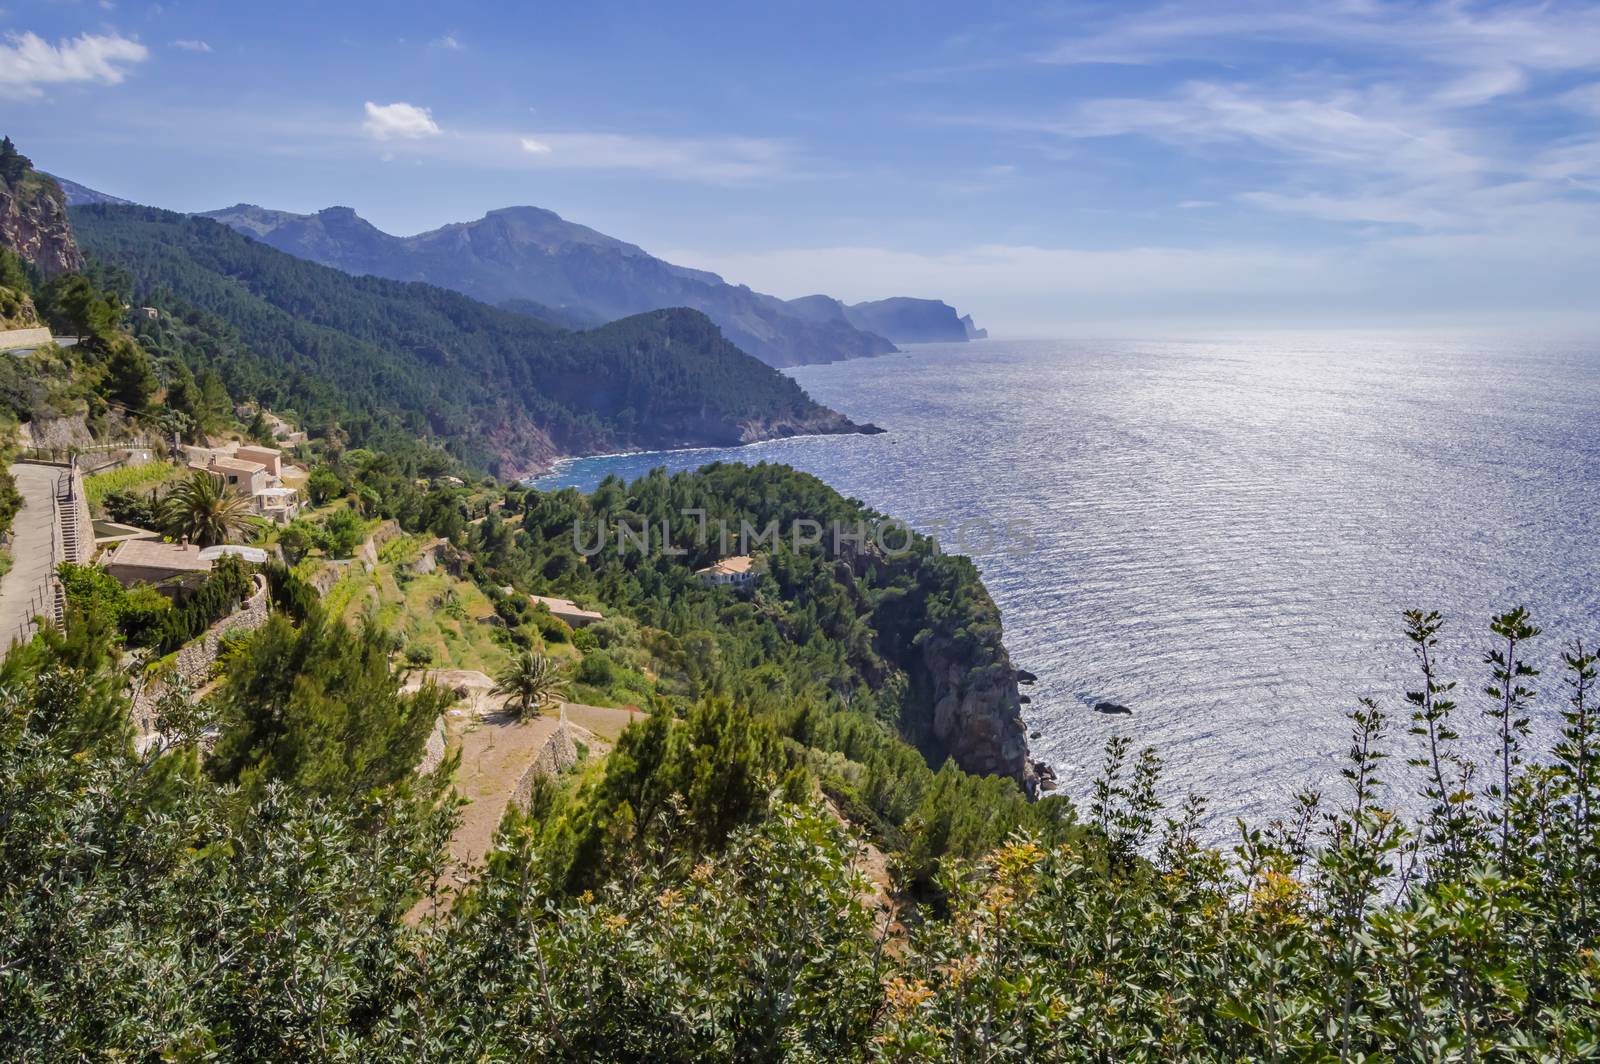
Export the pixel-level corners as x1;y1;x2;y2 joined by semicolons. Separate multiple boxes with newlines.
130;575;271;736
416;718;448;776
510;722;578;809
0;326;52;351
358;520;402;570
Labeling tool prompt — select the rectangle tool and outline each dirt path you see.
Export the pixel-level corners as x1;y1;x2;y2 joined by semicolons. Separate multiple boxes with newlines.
448;712;563;866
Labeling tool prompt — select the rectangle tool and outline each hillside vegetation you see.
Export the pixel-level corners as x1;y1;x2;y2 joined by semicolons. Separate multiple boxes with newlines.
71;205;868;476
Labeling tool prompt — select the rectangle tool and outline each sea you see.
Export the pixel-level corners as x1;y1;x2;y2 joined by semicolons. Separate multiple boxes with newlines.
533;335;1600;830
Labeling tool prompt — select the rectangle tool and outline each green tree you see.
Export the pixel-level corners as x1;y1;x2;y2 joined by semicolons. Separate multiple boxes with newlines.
306;467;344;506
160;470;253;546
37;273;119;346
197;367;233;436
207;613;450;799
491;652;566;721
101;339;157;409
320;507;363;558
0;135;29;185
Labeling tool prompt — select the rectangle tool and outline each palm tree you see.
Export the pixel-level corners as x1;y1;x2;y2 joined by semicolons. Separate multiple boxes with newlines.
492;652;567;721
161;471;254;547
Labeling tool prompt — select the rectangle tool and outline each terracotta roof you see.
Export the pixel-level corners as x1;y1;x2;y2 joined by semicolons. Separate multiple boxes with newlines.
190;455;267;476
531;594;604;621
696;555;756;576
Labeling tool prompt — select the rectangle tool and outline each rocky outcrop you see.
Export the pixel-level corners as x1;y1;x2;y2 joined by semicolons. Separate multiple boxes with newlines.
787;294;987;347
0;171;84;277
920;633;1038;796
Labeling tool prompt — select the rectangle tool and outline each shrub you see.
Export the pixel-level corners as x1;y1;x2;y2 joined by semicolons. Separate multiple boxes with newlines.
320;509;364;559
573;648;618;689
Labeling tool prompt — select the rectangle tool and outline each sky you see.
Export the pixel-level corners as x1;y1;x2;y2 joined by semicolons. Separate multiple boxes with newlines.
5;0;1600;334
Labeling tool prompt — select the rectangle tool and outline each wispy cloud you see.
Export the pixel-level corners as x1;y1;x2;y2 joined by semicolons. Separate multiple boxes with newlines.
375;124;797;183
172;39;212;53
507;131;793;182
362;101;442;140
936;1;1600;245
430;34;463;51
0;30;148;97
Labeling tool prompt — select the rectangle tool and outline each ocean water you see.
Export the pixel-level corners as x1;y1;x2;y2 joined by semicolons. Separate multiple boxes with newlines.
535;335;1600;828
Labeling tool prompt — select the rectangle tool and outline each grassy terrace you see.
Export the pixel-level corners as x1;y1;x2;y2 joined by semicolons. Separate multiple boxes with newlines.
82;460;180;511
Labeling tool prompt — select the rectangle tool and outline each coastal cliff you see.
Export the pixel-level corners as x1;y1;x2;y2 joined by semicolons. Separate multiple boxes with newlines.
868;546;1037;796
0;154;84;276
915;592;1038;796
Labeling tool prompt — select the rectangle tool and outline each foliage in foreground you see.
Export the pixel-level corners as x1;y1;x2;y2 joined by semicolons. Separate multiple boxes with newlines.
3;608;1600;1060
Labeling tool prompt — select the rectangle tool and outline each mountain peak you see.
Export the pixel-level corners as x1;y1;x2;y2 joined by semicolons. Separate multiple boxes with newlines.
483;205;565;224
198;200;982;365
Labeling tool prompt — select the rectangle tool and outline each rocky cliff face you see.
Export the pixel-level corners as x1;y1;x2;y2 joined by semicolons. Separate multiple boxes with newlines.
919;619;1038;797
0;172;84;276
869;552;1038;797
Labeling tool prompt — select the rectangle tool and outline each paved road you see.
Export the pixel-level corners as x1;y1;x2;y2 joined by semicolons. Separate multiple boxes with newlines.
0;463;61;657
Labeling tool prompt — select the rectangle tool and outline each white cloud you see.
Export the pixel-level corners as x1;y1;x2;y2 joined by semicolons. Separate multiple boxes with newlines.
508;131;792;181
0;31;148;97
171;39;212;53
362;101;441;140
430;34;463;51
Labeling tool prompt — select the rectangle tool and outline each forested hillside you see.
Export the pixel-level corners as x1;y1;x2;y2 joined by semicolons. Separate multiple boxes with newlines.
198;202;903;367
70;205;870;477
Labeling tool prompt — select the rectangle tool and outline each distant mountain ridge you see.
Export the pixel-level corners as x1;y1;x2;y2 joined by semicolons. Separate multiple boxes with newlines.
70;204;876;477
197;202;986;366
45;173;134;208
784;294;982;344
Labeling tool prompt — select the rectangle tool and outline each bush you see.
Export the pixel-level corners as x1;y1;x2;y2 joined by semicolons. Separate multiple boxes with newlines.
101;488;161;529
150;555;255;654
117;585;173;647
275;520;317;565
263;561;320;624
573;648;618;689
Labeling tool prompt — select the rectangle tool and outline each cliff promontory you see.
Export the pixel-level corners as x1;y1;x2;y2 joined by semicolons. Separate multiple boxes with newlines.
915;590;1038;796
867;546;1037;796
0;139;84;277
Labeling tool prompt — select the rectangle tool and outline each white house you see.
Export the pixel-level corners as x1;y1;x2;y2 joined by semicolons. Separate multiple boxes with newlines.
694;555;760;589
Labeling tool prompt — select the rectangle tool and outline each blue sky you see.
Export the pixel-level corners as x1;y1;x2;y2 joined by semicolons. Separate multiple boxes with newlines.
6;1;1600;333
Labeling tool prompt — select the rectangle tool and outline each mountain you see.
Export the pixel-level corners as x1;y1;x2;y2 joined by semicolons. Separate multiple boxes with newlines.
842;297;973;344
45;173;134;208
198;204;919;367
960;313;988;340
70;205;876;477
